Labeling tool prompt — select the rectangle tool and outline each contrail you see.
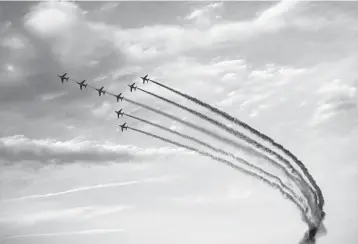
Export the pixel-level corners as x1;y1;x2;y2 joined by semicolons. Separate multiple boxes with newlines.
149;79;324;212
125;112;305;209
2;229;124;240
1;177;169;202
128;126;312;227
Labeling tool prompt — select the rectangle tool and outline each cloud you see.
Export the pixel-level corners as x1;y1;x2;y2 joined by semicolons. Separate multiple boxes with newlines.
92;101;113;118
1;176;171;202
183;2;223;28
254;0;299;29
24;1;120;70
3;228;125;240
24;1;302;65
0;135;186;166
146;56;307;112
115;1;301;61
0;28;36;84
310;79;357;126
40;91;67;102
0;206;93;225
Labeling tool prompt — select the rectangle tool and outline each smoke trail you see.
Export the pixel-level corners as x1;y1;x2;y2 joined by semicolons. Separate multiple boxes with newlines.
124;98;311;214
125;113;305;206
149;79;324;212
137;88;308;185
124;98;298;183
128;126;312;226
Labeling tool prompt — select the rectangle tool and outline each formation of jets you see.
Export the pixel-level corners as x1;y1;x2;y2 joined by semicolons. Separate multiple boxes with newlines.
58;73;154;133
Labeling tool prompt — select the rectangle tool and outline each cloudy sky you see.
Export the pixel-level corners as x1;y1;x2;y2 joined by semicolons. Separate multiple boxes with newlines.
0;1;357;244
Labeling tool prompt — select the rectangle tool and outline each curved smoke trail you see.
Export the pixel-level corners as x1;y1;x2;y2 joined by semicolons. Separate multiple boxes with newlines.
125;112;305;209
136;87;318;223
127;126;311;227
148;79;324;213
124;98;302;192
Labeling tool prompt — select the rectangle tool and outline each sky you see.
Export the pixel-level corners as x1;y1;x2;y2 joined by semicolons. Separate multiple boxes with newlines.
0;1;357;244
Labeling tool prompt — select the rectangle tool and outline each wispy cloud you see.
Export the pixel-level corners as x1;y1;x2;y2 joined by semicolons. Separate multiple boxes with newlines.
183;2;223;28
2;228;125;241
310;79;357;126
0;205;132;225
1;175;176;202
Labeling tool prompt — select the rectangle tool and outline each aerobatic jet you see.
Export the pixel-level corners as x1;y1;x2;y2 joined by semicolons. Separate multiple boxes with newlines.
95;86;106;96
115;109;124;118
119;123;128;132
76;80;87;90
115;93;124;102
58;73;69;83
128;83;137;92
141;75;149;84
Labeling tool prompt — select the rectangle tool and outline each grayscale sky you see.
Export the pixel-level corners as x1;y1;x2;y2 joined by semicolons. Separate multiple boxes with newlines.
0;1;357;244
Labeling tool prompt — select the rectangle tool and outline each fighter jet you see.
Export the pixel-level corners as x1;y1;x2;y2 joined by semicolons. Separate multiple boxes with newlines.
58;73;69;83
115;93;124;102
76;80;87;90
141;75;149;84
115;109;124;118
119;122;128;132
95;86;106;96
128;83;137;92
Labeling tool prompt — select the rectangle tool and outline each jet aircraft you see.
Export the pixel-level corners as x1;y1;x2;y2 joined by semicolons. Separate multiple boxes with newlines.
115;109;124;118
128;83;137;92
95;86;106;96
76;80;87;90
119;123;128;132
115;93;124;102
141;75;149;84
58;73;69;83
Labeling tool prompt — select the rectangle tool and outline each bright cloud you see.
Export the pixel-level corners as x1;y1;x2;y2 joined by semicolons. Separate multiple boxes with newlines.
24;0;303;65
310;79;357;126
